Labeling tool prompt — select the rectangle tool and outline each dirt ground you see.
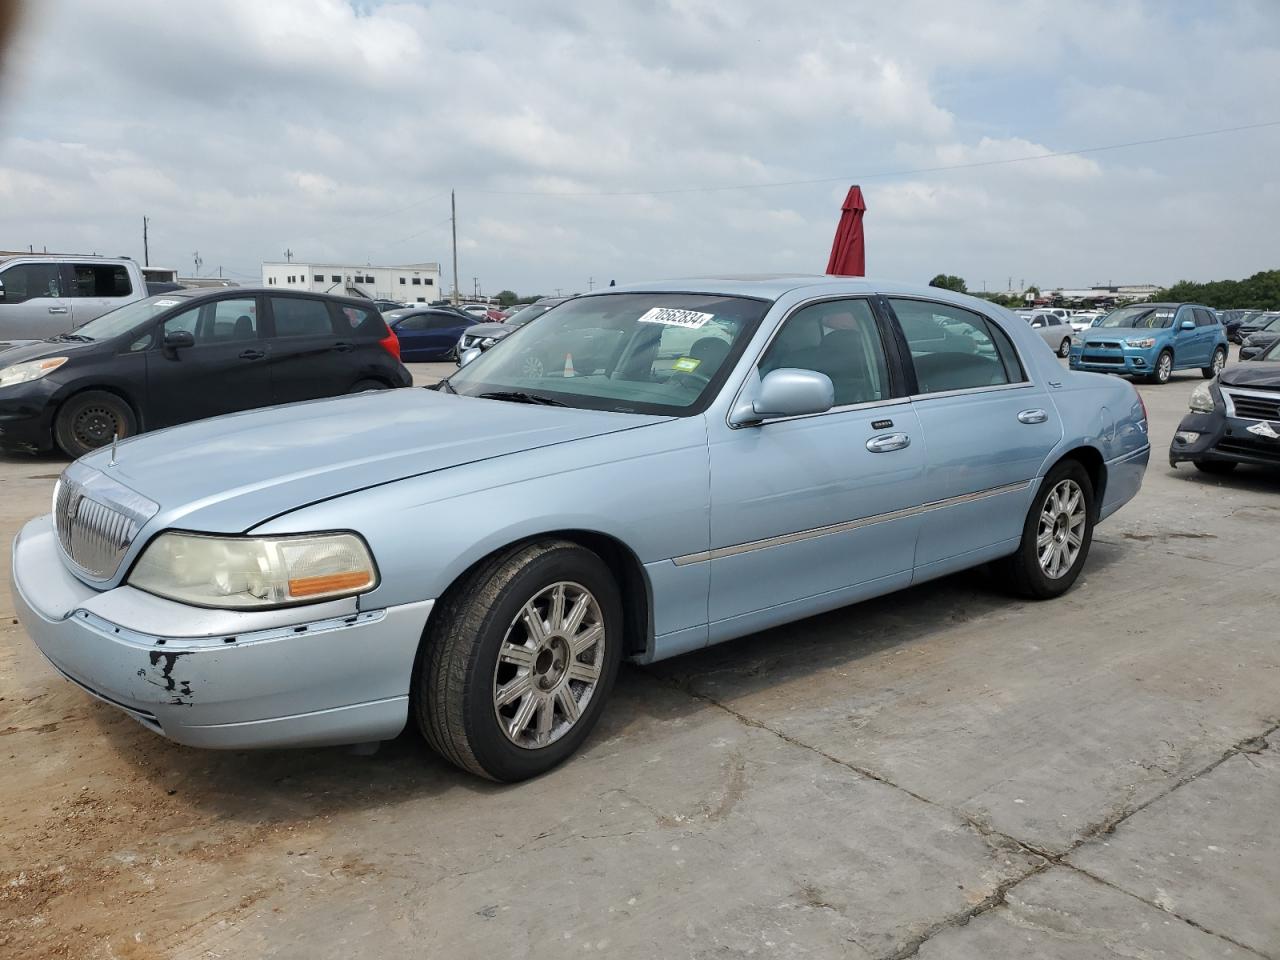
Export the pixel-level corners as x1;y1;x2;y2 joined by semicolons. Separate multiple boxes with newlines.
2;356;1277;959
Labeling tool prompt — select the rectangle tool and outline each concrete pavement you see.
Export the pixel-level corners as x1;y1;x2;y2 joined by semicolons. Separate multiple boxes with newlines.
1;355;1276;959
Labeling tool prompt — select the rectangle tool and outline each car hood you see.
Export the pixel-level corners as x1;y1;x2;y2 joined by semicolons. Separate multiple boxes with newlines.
1219;362;1280;388
0;338;95;363
464;322;511;339
77;388;668;533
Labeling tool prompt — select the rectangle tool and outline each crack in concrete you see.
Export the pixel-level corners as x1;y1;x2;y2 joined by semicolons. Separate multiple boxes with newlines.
668;674;1279;959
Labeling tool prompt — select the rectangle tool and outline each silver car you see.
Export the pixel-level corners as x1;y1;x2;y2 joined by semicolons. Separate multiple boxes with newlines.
1026;311;1074;357
11;276;1149;781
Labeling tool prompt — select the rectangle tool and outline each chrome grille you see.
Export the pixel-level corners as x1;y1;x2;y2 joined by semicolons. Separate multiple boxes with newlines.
53;462;159;581
1227;392;1280;422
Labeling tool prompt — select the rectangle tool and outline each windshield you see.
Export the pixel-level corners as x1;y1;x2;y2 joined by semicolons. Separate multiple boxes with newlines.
449;293;770;415
1260;314;1280;331
67;293;194;341
1095;305;1176;329
508;303;554;328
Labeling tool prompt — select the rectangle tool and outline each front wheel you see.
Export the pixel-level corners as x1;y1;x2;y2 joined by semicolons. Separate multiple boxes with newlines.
1058;337;1072;358
1202;346;1227;379
1151;349;1174;384
999;460;1095;600
54;390;138;459
416;540;623;781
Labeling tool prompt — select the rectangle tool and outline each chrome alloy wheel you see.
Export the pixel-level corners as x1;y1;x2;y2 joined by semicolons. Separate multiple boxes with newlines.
1156;352;1173;383
1211;348;1226;375
1037;479;1087;579
492;581;605;749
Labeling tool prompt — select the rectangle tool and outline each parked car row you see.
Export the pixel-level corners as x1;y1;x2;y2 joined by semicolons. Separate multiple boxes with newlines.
1068;302;1228;384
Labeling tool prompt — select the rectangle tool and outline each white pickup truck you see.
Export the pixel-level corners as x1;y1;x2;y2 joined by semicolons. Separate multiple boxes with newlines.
0;255;148;340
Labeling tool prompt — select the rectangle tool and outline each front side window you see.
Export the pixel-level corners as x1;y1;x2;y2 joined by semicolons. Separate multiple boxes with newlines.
759;299;890;407
0;262;62;303
68;263;131;298
270;297;334;338
159;298;258;346
890;299;1020;394
449;293;769;415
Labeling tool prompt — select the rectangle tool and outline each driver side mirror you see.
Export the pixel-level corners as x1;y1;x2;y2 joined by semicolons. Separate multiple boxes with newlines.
730;368;835;426
1180;320;1195;331
163;330;195;353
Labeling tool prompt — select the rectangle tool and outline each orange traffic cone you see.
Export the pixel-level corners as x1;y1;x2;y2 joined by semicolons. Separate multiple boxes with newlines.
563;353;576;377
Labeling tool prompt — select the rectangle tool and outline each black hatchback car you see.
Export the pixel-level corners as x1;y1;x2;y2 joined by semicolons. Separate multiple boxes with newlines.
1170;346;1280;473
0;288;411;457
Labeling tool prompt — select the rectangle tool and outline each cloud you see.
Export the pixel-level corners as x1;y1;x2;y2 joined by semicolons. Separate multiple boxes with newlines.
0;0;1276;293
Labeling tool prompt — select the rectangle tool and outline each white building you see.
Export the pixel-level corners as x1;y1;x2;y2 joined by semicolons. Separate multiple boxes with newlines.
261;261;443;303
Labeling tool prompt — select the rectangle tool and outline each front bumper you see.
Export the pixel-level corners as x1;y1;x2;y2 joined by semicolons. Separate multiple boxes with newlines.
11;515;434;748
0;380;58;451
1069;347;1156;376
1168;411;1280;468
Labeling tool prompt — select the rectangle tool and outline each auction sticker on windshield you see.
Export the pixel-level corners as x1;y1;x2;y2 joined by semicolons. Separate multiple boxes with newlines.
637;307;714;329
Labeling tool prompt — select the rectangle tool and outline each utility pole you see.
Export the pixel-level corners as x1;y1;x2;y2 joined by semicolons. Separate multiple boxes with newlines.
473;277;479;300
192;251;202;276
284;248;294;263
450;189;460;306
218;266;223;279
588;277;594;291
142;216;150;267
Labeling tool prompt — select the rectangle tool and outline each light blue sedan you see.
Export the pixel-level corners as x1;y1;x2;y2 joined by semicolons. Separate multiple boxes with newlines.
11;276;1149;781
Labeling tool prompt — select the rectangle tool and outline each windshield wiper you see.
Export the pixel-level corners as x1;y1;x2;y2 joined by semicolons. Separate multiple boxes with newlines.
478;390;568;407
431;378;456;394
46;333;93;342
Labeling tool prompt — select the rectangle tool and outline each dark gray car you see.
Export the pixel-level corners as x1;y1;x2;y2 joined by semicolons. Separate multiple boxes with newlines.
455;297;568;363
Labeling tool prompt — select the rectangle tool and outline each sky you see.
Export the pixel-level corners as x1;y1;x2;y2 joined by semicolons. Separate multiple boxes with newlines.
0;0;1277;296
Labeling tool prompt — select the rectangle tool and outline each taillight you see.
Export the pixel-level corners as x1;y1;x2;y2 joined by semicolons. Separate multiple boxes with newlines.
1136;388;1148;425
379;330;401;361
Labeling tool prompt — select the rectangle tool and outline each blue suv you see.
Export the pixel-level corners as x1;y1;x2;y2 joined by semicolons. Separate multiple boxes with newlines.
1070;302;1229;384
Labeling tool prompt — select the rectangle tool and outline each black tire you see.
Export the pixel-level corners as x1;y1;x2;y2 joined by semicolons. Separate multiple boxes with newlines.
349;379;389;393
999;460;1095;600
1058;337;1072;358
1193;459;1238;475
54;390;137;459
1150;349;1174;384
1202;346;1227;379
416;540;624;781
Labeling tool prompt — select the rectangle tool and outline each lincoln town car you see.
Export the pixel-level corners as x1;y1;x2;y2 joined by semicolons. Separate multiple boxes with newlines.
11;276;1149;781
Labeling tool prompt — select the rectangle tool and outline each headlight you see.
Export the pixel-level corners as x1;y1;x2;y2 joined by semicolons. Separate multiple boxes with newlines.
481;337;497;347
129;531;378;609
1125;337;1156;349
0;356;68;388
1188;381;1216;414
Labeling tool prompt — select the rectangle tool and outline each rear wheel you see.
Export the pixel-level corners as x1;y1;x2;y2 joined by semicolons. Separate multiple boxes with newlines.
999;460;1095;600
1151;349;1174;384
1058;337;1072;358
1193;459;1237;475
1202;346;1227;379
416;540;623;781
54;391;137;459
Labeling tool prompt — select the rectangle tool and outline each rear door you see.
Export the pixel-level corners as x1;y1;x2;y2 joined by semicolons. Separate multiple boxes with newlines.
1193;308;1221;364
883;297;1064;581
63;261;135;325
0;260;72;338
144;295;274;428
262;295;346;402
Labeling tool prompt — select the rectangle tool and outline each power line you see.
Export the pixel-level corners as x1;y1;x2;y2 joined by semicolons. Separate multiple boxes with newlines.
468;119;1280;198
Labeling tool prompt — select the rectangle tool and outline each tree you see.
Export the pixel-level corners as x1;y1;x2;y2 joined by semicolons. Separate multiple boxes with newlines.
494;289;519;307
1151;270;1280;309
928;274;967;293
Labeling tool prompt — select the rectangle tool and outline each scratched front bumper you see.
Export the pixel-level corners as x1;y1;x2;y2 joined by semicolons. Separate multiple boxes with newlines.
11;515;434;749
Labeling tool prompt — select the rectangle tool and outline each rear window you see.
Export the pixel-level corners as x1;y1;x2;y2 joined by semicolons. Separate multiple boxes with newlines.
270;297;335;337
68;262;132;298
331;303;388;338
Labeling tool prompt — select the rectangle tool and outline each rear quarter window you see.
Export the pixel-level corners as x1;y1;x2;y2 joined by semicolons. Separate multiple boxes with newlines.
332;303;387;338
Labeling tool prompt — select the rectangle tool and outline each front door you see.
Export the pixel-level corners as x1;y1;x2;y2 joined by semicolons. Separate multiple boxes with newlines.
0;260;72;339
883;297;1063;580
1170;305;1207;368
144;296;274;429
706;297;927;632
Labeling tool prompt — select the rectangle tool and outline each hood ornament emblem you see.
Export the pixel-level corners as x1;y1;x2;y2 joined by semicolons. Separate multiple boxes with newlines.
1247;421;1279;440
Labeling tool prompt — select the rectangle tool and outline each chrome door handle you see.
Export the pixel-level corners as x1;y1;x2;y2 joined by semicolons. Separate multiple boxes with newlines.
1018;409;1048;424
48;306;68;314
866;433;910;453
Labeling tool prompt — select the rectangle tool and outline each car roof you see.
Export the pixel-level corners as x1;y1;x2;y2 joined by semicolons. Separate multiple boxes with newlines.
157;287;380;309
585;275;1032;308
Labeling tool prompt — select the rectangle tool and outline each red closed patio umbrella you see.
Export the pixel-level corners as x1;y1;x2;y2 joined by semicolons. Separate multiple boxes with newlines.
825;185;867;277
